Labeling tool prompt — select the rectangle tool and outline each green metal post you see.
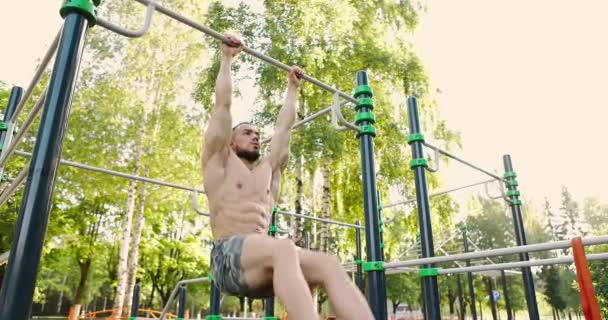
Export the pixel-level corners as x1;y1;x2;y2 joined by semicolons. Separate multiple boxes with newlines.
355;71;387;320
0;2;97;319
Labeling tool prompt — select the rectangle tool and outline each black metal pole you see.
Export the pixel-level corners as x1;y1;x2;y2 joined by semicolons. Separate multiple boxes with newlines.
0;8;91;320
460;225;477;320
457;274;465;320
503;154;540;320
130;283;140;320
355;220;364;293
487;277;498;320
209;280;221;316
407;96;441;320
178;285;186;319
501;270;513;320
0;87;23;151
265;208;278;318
355;71;387;320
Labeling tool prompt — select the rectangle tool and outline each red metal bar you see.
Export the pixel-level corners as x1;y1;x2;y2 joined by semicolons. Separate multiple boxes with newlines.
571;237;601;320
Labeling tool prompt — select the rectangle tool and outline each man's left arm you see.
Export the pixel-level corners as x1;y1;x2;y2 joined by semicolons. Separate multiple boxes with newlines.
268;66;303;174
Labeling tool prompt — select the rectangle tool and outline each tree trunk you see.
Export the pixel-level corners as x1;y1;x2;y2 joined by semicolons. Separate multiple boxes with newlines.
71;258;91;320
292;154;304;245
319;167;330;252
122;179;147;313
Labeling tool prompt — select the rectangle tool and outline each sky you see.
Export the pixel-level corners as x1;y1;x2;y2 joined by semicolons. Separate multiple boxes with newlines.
1;1;607;211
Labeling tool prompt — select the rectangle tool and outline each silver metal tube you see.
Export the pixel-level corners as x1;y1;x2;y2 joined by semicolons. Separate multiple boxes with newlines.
277;210;363;229
13;32;60;119
262;101;348;144
0;166;28;207
0;88;48;171
159;277;210;320
96;0;156;38
423;142;503;181
438;253;608;275
14;151;205;194
384;179;497;209
331;92;358;131
133;0;357;104
384;236;608;268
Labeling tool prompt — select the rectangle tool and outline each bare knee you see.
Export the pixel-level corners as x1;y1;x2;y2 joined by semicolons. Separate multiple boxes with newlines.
272;239;298;262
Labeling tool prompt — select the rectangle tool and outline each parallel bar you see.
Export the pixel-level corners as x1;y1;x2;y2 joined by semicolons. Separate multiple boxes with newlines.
424;142;502;181
133;0;357;104
0;89;47;171
407;96;440;320
0;13;90;320
438;253;608;275
14;151;205;193
384;179;496;209
276;210;362;229
384;236;608;269
13;32;60;120
503;155;539;320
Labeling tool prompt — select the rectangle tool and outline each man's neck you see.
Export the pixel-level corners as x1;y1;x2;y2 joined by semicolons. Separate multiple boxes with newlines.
238;157;256;170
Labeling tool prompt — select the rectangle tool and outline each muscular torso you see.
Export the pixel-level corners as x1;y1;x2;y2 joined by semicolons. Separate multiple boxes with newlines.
204;150;279;239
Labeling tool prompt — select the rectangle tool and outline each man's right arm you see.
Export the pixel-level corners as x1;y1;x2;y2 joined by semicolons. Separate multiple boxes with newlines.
201;34;243;169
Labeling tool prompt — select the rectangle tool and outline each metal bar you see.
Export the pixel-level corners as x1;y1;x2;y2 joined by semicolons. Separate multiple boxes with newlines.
439;253;608;275
133;0;357;104
385;236;608;269
276;210;362;229
0;87;23;155
503;155;539;320
462;227;477;320
500;269;513;320
159;277;210;320
13;32;60;120
423;142;502;181
177;285;186;318
407;96;440;320
384;179;496;209
356;71;387;320
261;99;349;144
14;151;205;194
487;277;498;320
0;12;90;320
0;89;47;171
96;0;155;38
355;220;364;293
130;283;140;318
572;238;601;320
0;166;28;207
456;274;465;320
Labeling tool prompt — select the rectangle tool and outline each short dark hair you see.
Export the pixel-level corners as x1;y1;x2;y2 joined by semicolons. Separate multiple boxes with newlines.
232;122;253;131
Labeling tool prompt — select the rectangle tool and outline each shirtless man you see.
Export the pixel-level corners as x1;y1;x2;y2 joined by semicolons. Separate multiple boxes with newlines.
201;33;374;320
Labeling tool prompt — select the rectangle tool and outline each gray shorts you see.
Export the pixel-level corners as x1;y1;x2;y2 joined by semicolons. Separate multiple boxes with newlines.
211;234;274;299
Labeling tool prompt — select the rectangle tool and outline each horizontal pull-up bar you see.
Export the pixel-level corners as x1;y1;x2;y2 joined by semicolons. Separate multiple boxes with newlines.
131;0;357;104
423;142;503;181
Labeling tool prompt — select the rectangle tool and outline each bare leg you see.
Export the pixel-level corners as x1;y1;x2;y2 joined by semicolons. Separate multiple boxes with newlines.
240;234;316;320
299;250;373;320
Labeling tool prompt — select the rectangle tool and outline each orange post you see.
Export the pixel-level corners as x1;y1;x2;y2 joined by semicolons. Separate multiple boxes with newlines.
571;237;601;320
67;306;75;320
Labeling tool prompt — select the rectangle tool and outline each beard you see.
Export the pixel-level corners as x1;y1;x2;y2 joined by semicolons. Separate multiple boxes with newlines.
236;149;261;162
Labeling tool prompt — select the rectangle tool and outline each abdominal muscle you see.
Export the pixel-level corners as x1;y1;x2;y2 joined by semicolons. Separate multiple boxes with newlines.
209;188;273;239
